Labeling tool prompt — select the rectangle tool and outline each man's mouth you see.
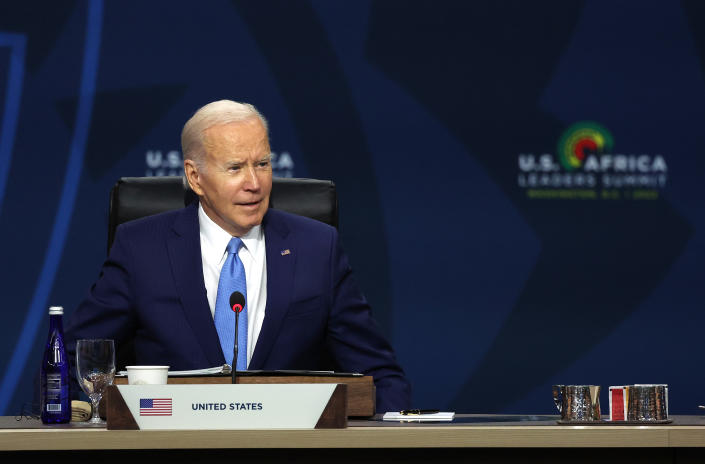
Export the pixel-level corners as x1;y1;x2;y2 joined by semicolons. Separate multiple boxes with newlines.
238;199;262;209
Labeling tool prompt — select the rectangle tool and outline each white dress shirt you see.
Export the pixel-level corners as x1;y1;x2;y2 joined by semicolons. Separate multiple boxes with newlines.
198;203;267;368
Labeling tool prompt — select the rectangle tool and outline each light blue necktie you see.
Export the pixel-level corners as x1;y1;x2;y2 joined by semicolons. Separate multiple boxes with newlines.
214;237;248;370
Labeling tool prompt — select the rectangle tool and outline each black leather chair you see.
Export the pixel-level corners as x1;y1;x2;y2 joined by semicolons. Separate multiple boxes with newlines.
108;176;338;253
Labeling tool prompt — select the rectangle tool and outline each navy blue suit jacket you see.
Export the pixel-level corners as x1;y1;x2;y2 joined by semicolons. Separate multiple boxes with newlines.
66;202;411;412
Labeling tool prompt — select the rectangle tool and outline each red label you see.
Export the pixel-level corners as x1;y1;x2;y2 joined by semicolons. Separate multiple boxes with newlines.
611;389;625;421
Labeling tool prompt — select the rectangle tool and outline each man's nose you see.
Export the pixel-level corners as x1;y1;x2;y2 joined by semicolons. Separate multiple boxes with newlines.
243;165;260;191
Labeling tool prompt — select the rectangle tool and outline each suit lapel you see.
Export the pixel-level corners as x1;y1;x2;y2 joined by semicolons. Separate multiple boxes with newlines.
249;210;295;369
167;202;225;367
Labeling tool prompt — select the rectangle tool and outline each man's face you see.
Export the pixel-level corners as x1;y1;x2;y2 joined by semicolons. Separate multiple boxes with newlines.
185;118;273;237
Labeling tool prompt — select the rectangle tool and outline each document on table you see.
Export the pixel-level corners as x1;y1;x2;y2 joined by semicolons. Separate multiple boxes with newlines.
116;365;231;377
116;365;365;377
383;411;455;421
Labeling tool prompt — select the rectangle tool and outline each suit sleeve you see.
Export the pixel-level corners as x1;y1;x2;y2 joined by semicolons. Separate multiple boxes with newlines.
324;228;412;412
64;225;137;397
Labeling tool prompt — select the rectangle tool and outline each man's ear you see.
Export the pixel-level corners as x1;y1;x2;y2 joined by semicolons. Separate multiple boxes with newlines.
184;159;204;196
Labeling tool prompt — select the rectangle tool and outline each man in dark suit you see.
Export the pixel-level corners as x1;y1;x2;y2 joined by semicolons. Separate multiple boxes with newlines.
65;100;411;412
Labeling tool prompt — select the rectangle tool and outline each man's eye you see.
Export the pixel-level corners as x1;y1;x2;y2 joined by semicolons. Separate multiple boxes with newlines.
228;165;241;172
258;160;271;168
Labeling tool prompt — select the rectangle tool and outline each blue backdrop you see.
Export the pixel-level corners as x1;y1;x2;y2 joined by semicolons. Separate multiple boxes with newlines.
1;0;704;415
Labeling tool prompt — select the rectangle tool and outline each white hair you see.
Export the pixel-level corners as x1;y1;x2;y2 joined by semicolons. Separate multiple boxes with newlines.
181;100;269;168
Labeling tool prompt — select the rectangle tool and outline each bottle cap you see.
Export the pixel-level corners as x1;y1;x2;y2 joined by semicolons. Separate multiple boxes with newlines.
48;306;64;315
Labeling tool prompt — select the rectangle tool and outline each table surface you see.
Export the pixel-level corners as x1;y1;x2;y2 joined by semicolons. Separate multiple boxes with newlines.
3;414;705;450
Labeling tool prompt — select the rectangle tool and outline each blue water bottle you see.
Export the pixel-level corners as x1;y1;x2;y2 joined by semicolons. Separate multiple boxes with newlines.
40;306;71;423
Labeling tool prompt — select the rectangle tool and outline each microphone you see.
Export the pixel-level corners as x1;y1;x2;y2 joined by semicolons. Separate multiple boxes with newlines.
229;291;246;384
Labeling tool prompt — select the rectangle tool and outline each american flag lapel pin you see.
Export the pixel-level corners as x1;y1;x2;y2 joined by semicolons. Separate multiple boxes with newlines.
280;249;291;256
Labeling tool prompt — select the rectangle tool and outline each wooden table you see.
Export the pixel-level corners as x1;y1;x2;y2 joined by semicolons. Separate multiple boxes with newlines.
3;415;705;462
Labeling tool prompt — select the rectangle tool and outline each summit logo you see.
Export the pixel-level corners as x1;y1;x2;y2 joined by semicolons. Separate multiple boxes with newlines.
517;121;668;200
557;122;613;171
144;150;297;178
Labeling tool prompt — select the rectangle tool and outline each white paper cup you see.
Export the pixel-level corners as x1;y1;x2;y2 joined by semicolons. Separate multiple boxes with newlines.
126;365;169;385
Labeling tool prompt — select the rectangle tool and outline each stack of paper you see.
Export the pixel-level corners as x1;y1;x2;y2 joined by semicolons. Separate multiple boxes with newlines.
167;365;231;376
382;411;455;421
71;400;91;422
117;365;231;377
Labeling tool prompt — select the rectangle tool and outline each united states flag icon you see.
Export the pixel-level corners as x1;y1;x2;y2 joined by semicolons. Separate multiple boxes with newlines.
140;398;172;416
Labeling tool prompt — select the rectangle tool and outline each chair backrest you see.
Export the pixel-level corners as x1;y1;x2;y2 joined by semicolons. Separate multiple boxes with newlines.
108;176;338;253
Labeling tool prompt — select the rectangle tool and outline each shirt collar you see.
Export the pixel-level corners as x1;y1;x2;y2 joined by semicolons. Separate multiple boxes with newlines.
198;202;264;260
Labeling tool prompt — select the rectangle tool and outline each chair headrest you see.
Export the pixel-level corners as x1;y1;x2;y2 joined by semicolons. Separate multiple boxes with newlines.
108;176;338;252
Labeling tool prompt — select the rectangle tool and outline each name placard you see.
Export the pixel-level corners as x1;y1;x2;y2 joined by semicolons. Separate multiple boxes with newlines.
107;383;347;430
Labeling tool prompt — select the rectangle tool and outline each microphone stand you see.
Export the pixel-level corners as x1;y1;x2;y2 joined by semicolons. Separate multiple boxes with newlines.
232;311;239;384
